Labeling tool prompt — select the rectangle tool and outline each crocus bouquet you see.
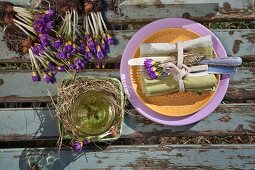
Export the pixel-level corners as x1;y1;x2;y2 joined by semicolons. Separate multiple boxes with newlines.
1;0;114;84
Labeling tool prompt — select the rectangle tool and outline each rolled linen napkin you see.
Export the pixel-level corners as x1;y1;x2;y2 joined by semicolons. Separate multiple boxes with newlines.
140;35;214;66
141;73;217;96
139;36;218;96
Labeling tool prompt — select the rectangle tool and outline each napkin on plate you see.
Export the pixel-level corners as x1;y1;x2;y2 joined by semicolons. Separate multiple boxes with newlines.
139;35;218;96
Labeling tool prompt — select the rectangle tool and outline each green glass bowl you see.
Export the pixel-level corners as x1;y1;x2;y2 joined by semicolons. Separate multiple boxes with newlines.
71;91;116;135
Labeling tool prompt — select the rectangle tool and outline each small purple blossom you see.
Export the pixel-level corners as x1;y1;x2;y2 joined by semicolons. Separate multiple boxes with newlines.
101;39;109;54
104;33;113;45
53;37;63;49
71;141;83;152
32;44;45;56
85;45;92;59
96;45;104;59
48;61;56;70
83;140;90;145
33;21;44;34
43;72;56;84
58;42;76;59
144;59;154;68
32;72;41;82
87;38;96;53
57;65;66;72
74;58;87;70
45;9;55;18
146;67;158;80
39;34;51;47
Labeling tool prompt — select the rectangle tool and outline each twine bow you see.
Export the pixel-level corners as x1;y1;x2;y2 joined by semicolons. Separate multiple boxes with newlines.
162;42;190;92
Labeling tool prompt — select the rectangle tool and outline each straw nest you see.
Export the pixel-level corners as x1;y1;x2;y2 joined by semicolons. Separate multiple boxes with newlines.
56;76;123;147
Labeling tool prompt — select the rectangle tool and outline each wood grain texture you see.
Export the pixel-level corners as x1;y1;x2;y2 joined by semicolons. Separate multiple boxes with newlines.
0;104;254;141
0;67;254;102
0;30;254;63
6;0;255;22
0;145;255;169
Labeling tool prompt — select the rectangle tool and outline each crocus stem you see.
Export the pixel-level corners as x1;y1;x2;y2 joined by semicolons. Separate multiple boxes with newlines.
68;12;72;37
90;12;98;35
99;12;108;32
29;49;43;77
16;15;32;24
85;15;90;35
44;51;63;65
87;15;95;36
17;12;33;19
37;55;48;69
14;23;34;38
13;19;36;35
73;10;76;41
28;49;35;70
96;12;104;35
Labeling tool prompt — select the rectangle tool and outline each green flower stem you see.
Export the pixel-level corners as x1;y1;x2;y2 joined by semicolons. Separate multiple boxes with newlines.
16;15;32;25
44;51;63;66
68;12;72;37
17;12;33;20
99;12;108;32
13;19;36;35
73;10;76;42
85;15;90;35
91;12;99;35
29;49;43;77
96;12;104;35
37;55;49;69
88;15;95;36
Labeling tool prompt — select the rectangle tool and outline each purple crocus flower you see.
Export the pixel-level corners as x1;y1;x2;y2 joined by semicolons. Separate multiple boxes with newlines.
48;61;56;70
74;58;87;70
71;141;83;152
57;51;67;59
146;67;158;80
96;45;104;59
43;72;56;84
32;72;41;82
83;140;90;145
39;34;51;47
85;45;92;59
100;39;109;54
45;21;54;30
53;37;63;49
32;44;45;56
57;65;66;72
95;62;100;69
87;38;96;53
45;9;55;18
144;59;154;68
33;21;44;34
104;33;113;45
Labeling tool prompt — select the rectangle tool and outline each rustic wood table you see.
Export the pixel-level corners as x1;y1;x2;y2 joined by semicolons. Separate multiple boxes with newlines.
0;0;255;169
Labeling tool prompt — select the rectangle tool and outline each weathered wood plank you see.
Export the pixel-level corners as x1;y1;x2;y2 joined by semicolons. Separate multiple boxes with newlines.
0;145;255;169
0;67;254;102
6;0;255;22
0;30;254;63
0;104;254;141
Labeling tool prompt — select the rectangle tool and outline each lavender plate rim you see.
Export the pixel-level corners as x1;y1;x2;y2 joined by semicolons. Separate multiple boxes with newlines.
120;18;230;126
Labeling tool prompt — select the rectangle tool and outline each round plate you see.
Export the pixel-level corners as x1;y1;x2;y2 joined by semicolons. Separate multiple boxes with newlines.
120;18;230;126
131;28;220;117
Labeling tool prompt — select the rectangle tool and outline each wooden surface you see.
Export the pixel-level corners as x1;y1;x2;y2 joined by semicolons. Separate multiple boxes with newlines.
0;67;254;102
0;145;255;169
7;0;255;22
1;30;254;63
0;104;254;141
0;1;255;169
